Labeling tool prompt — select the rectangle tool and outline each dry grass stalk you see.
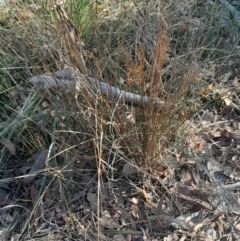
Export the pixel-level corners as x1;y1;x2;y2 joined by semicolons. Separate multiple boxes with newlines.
55;4;87;74
147;32;169;97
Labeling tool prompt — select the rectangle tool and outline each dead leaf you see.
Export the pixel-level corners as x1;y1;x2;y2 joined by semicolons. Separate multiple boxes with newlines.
196;140;207;152
221;129;240;140
199;83;213;96
129;198;139;219
130;197;138;205
235;223;240;231
87;192;97;209
207;159;223;173
23;149;49;184
98;210;120;228
129;197;139;218
141;186;156;207
62;215;70;223
201;110;214;124
115;207;132;225
122;163;137;176
175;182;191;196
223;96;232;106
216;88;233;106
178;210;204;230
209;128;221;138
0;138;16;155
112;210;122;219
167;210;204;231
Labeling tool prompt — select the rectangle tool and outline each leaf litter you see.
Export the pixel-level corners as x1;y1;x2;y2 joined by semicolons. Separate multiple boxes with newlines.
5;104;240;240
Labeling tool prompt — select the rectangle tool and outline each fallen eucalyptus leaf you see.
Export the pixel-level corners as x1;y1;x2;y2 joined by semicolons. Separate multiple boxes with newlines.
98;210;120;228
122;163;137;176
87;192;97;209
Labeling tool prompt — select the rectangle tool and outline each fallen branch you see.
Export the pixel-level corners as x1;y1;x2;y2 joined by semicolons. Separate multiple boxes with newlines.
29;69;164;106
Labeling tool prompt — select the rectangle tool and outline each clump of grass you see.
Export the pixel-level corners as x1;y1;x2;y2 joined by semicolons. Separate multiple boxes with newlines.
1;0;239;240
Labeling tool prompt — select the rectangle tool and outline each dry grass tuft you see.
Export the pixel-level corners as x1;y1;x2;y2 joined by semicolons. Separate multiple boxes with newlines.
1;0;240;240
